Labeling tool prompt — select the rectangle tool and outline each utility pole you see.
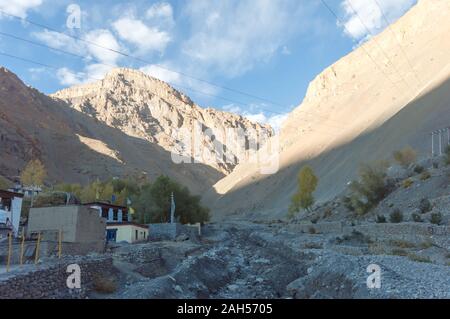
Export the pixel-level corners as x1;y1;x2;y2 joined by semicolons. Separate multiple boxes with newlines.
431;132;435;157
170;192;175;224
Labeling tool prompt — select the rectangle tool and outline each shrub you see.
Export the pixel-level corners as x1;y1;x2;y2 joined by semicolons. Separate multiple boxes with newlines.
420;171;431;180
419;198;432;214
412;213;423;223
430;212;442;225
389;209;403;223
347;162;392;215
288;166;318;217
376;215;386;223
33;192;81;208
413;165;424;174
308;226;317;234
92;276;118;294
445;145;450;166
418;241;433;249
402;179;413;188
390;240;415;248
408;254;431;263
393;146;417;167
391;249;408;256
0;175;12;189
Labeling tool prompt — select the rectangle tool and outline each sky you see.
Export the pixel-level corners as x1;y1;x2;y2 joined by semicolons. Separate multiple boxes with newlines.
0;0;417;131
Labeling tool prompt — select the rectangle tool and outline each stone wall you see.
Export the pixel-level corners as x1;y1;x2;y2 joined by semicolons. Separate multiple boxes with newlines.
148;223;180;240
0;255;113;299
347;223;450;249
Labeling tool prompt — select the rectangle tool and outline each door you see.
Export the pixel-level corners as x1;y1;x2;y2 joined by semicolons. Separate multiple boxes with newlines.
106;229;117;242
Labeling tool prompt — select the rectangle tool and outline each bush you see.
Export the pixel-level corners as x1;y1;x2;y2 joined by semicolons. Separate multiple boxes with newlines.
411;213;423;223
390;240;415;248
430;212;442;225
347;162;392;215
419;198;432;214
376;215;386;223
0;175;12;189
445;145;450;166
402;179;413;188
33;192;80;207
408;254;431;263
389;209;403;223
413;165;424;174
391;249;408;256
420;171;431;180
92;276;118;294
393;146;417;167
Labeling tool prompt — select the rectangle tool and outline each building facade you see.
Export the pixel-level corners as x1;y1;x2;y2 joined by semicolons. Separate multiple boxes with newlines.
106;222;148;243
0;190;24;237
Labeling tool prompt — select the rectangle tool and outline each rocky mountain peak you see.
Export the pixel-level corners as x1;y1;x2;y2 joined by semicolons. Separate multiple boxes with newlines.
51;68;273;174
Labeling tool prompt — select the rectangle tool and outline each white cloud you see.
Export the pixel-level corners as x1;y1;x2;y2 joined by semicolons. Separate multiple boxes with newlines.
34;28;121;86
340;0;416;40
0;0;42;18
33;30;86;55
140;63;181;84
146;2;174;28
56;67;83;86
181;0;309;78
85;29;122;64
56;63;115;86
113;16;171;54
222;104;289;133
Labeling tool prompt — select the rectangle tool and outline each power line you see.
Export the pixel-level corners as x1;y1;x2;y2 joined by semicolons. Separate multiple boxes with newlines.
0;31;355;128
0;50;267;114
345;0;416;92
0;50;349;134
372;0;423;86
0;9;285;109
319;0;404;92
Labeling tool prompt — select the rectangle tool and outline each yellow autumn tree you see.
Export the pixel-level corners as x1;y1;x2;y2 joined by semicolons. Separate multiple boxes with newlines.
20;159;47;187
288;166;318;218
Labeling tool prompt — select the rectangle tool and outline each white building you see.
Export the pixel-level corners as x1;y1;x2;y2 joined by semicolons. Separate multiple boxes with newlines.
0;190;24;237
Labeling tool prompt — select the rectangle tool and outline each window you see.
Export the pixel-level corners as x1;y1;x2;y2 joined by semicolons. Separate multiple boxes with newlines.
135;229;138;240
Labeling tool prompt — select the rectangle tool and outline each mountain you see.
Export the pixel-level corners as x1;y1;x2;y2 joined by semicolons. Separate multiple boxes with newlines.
52;68;273;174
207;0;450;220
0;67;269;194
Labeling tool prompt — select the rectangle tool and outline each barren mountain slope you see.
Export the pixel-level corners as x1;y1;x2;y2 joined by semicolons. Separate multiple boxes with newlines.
0;67;223;194
52;68;273;174
208;0;450;220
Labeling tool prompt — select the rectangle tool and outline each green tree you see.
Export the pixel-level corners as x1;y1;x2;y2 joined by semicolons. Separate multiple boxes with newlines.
20;159;47;187
0;175;12;189
288;166;318;217
134;175;210;224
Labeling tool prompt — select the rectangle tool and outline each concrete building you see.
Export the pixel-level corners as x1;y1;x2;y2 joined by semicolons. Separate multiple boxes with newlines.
84;202;131;223
27;205;106;254
106;222;148;243
0;189;24;237
8;184;42;198
84;202;143;243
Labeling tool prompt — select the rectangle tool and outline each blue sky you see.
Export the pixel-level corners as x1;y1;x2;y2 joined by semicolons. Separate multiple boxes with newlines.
0;0;416;130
